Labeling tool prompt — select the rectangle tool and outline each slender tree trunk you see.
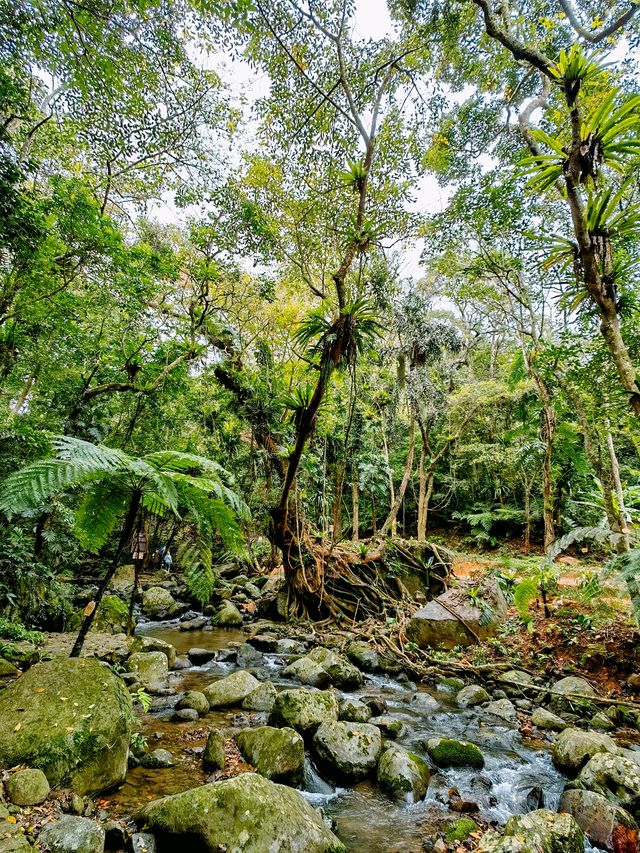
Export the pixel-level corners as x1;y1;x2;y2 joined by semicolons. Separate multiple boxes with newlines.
332;463;344;543
529;370;555;553
381;414;415;537
70;490;141;658
605;424;630;553
371;492;377;536
523;477;531;555
351;474;359;542
12;373;36;415
380;422;396;536
417;438;427;543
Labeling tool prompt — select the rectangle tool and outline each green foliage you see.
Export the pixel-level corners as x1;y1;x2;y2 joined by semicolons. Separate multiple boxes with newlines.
0;617;44;645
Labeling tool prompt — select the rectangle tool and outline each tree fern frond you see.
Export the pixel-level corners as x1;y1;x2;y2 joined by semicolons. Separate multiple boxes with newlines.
513;577;538;617
0;460;105;515
75;482;130;552
53;436;128;472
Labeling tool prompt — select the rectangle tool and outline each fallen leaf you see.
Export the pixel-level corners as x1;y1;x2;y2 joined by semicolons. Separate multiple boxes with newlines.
13;722;21;732
83;601;96;617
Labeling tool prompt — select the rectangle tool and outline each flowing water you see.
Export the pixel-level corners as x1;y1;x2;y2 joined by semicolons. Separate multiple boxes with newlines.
108;620;596;852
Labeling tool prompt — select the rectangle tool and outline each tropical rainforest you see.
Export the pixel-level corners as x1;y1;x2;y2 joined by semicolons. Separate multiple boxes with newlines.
0;0;639;851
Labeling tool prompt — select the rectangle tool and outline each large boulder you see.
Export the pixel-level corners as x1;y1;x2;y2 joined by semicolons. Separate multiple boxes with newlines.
269;688;339;736
306;648;364;690
376;744;430;802
235;726;304;785
282;657;331;688
531;707;569;731
242;682;277;713
346;641;381;673
5;769;50;805
549;676;597;713
456;684;490;708
141;587;176;620
0;658;133;795
126;652;168;690
38;816;105;853
203;671;260;709
477;810;584;853
406;577;507;650
426;737;484;769
138;773;345;852
129;636;177;669
211;602;243;627
559;788;639;853
312;721;382;782
552;728;618;776
571;752;640;817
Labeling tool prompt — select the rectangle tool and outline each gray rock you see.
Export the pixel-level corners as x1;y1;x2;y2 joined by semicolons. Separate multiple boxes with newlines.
552;728;618;776
236;643;264;668
571;752;640;815
485;698;518;724
172;656;191;670
369;716;406;739
129;637;177;669
203;671;260;708
407;577;508;650
590;711;616;731
138;773;345;852
176;691;209;715
313;721;382;782
306;648;363;690
38;816;105;853
0;819;32;852
456;685;490;708
172;708;199;722
130;833;156;853
550;676;597;713
187;648;216;665
235;726;304;785
242;681;277;713
338;698;371;723
5;769;50;805
140;749;174;769
275;639;306;655
531;707;569;731
282;657;331;688
559;788;639;852
269;688;339;735
179;617;207;631
203;729;225;771
377;744;430;802
477;810;584;853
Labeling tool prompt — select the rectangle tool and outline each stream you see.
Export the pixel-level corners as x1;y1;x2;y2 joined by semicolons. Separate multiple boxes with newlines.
109;620;598;852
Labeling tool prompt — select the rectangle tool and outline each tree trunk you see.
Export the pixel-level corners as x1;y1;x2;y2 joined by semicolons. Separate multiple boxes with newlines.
371;492;377;536
417;438;426;543
381;414;415;537
70;490;141;658
380;422;396;537
523;476;531;555
332;463;344;543
605;425;630;553
351;474;359;542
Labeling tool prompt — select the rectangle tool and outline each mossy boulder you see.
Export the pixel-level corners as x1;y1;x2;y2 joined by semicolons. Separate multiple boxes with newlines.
0;658;19;678
5;769;50;805
176;691;209;716
269;688;339;736
306;648;363;690
211;602;243;627
203;671;260;708
69;595;128;635
369;716;405;739
137;772;346;852
426;736;485;769
549;676;597;714
338;698;371;723
500;810;583;853
312;721;382;783
570;752;640;816
203;729;225;772
345;641;381;673
456;685;490;708
126;652;168;690
242;681;277;713
376;744;430;802
552;728;618;776
0;641;39;668
282;657;331;688
235;726;304;785
559;788;639;852
129;636;177;669
141;587;176;620
140;749;174;769
38;815;105;853
0;658;133;795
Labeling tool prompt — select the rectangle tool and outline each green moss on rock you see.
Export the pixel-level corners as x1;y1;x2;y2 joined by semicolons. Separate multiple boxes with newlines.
446;818;478;842
426;736;484;769
0;658;134;795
